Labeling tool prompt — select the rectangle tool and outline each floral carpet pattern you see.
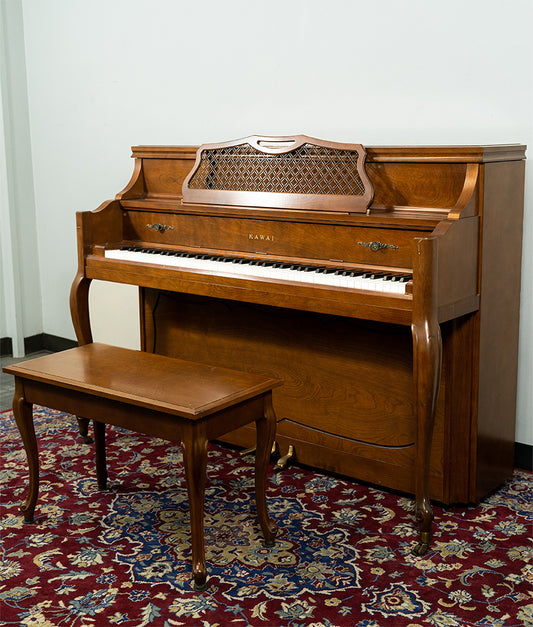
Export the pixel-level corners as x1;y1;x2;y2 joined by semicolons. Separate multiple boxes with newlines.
0;406;532;626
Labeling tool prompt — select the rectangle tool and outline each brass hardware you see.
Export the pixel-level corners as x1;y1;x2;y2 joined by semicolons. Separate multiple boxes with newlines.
240;445;256;457
275;444;294;471
358;240;398;252
240;441;279;458
147;223;174;233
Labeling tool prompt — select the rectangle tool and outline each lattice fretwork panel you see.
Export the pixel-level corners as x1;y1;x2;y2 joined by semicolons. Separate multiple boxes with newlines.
182;136;374;212
188;143;367;196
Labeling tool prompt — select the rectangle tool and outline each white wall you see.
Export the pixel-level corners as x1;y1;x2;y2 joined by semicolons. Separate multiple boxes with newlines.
0;0;42;354
6;0;533;445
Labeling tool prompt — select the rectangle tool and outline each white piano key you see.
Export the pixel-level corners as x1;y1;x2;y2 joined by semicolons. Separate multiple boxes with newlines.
104;248;409;295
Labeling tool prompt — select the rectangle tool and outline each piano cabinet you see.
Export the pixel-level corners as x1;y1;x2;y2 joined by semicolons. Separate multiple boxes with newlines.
70;141;525;517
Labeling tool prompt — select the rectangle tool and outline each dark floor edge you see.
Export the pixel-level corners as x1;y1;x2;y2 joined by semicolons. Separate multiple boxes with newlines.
0;337;12;355
515;442;533;471
1;333;77;356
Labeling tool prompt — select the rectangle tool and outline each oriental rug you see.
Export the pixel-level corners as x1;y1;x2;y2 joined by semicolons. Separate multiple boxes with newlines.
0;406;531;627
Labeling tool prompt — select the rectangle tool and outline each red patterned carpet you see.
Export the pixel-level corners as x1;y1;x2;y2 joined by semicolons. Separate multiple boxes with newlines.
0;406;531;626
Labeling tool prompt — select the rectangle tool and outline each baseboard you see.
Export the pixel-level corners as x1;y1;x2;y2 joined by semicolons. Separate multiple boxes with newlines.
1;333;77;356
515;443;532;471
0;337;13;356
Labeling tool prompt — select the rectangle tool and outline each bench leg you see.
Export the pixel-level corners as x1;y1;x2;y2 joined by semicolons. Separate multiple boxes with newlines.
182;432;208;591
255;393;278;546
93;420;108;490
12;379;39;523
77;417;93;444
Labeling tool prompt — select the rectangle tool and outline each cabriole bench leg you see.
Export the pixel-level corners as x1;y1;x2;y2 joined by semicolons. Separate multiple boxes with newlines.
12;379;39;524
94;420;108;491
77;417;93;444
255;393;278;546
182;431;208;591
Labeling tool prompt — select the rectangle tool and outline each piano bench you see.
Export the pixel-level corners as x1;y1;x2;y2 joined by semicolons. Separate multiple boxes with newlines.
3;342;281;591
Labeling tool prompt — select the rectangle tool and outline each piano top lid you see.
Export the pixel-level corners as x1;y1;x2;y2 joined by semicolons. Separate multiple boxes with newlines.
130;143;526;163
180;135;375;214
365;144;527;163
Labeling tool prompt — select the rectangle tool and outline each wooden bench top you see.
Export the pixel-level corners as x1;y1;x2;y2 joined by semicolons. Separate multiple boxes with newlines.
3;343;281;419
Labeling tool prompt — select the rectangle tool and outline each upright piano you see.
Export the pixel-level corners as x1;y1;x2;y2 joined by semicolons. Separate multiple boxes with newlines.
71;136;526;554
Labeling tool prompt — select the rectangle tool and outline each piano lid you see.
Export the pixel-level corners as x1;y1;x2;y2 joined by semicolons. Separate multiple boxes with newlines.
181;135;374;214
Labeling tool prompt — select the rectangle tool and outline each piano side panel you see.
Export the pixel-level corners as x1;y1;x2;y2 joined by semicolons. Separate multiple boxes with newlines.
439;312;479;503
475;159;525;500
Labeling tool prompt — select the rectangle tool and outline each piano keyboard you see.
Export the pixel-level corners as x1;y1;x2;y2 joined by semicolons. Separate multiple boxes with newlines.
105;247;412;295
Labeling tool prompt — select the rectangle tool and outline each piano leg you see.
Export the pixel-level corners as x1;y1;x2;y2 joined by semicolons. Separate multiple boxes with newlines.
69;273;93;442
411;319;442;554
411;237;442;555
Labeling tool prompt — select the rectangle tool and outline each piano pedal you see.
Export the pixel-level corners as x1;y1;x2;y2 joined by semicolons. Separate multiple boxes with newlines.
275;445;294;471
240;441;279;459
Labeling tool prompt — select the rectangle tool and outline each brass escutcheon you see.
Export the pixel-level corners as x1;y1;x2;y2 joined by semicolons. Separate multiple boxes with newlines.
147;223;174;233
358;240;398;252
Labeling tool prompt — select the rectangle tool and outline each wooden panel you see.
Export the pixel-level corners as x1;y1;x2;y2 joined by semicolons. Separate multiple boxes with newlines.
148;293;416;446
475;160;525;499
122;210;420;268
141;289;494;504
140;290;458;496
143;158;195;199
439;313;478;503
368;162;470;209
